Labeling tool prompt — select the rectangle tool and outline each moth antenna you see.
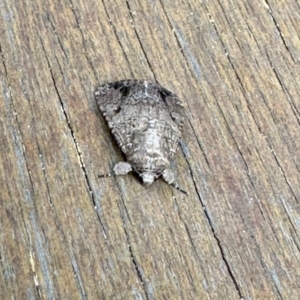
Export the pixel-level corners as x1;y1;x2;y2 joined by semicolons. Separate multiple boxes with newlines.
170;182;188;195
98;173;113;178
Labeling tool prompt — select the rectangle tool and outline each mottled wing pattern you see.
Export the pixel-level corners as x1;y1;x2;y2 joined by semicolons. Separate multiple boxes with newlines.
95;80;186;157
95;80;135;121
154;84;186;157
157;84;186;130
95;80;140;154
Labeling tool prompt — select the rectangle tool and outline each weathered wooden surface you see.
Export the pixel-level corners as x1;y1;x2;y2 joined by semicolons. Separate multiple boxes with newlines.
1;0;300;299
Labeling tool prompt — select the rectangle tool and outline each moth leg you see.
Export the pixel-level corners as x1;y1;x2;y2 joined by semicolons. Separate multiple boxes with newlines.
98;162;132;178
162;168;188;195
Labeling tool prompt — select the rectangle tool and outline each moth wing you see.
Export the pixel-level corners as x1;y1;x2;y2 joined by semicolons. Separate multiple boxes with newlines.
95;80;135;121
158;85;186;129
95;80;139;154
107;122;136;155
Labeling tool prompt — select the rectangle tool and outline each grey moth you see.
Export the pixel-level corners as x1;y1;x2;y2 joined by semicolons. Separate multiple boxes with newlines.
95;79;187;194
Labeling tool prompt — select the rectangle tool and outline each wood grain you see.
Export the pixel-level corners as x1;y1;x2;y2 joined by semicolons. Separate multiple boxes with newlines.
1;0;299;299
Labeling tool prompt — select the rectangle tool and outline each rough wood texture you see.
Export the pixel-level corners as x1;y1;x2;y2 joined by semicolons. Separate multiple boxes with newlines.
1;0;299;299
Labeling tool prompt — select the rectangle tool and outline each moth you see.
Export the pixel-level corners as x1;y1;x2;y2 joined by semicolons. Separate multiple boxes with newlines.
95;79;187;194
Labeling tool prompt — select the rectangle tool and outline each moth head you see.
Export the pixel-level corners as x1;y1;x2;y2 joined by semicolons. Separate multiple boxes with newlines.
140;172;155;186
